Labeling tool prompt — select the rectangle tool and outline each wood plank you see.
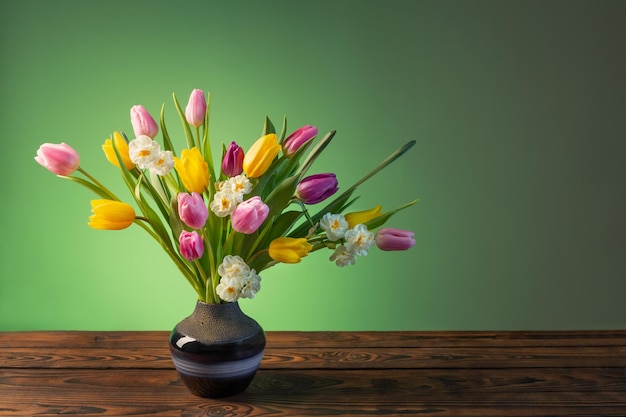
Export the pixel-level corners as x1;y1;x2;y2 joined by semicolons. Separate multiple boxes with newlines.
2;330;626;349
266;330;626;348
3;345;625;370
1;368;625;416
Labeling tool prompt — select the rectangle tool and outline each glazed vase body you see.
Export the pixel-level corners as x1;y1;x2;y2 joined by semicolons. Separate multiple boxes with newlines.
169;301;265;398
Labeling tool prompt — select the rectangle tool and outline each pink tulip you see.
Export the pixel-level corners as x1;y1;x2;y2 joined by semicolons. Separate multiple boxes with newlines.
130;105;158;138
179;230;204;261
177;192;209;229
231;196;269;234
283;125;317;157
375;228;416;251
185;89;207;128
295;173;338;204
221;141;244;177
35;142;80;176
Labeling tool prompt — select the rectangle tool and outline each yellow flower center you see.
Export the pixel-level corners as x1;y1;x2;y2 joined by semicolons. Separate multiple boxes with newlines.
139;150;151;157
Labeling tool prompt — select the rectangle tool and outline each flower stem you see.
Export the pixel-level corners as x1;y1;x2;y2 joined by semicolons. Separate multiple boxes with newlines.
77;167;119;200
247;248;268;266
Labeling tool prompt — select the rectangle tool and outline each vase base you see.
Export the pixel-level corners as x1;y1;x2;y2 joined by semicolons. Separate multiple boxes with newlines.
179;372;256;398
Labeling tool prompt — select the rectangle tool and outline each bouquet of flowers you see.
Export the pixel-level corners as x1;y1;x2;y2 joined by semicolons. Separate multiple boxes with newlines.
35;89;417;304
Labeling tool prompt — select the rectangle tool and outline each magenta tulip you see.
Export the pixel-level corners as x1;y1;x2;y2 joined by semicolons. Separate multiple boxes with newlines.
222;141;244;177
282;124;317;157
179;230;204;261
130;105;158;139
177;192;209;229
231;196;269;234
185;89;207;128
35;142;80;176
375;228;416;251
295;173;338;204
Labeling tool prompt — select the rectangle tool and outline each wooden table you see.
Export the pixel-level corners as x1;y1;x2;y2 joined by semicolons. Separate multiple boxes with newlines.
1;331;625;416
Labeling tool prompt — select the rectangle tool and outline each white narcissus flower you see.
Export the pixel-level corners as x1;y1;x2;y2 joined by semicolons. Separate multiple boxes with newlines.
216;256;261;302
210;189;238;217
330;245;357;267
320;213;349;241
150;150;174;176
129;135;161;169
216;277;240;302
240;270;261;299
226;174;252;201
218;255;250;280
344;224;375;256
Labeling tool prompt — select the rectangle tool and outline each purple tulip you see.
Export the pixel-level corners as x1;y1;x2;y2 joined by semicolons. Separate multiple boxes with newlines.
222;141;244;177
282;124;317;157
35;142;80;176
185;89;207;128
231;196;269;234
375;228;416;251
179;230;204;261
177;192;209;229
130;105;158;139
295;173;338;204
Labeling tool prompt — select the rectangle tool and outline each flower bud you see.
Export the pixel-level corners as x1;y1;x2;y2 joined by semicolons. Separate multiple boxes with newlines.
375;228;416;251
345;205;382;229
177;192;209;229
174;147;209;194
179;230;204;261
295;173;338;204
130;105;158;139
221;141;244;177
269;237;312;264
282;124;317;157
35;142;80;176
242;133;281;178
231;196;269;234
185;89;207;128
88;199;135;230
102;131;135;170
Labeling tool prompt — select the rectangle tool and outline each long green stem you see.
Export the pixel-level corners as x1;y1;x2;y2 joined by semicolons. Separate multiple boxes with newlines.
193;259;213;303
247;248;268;267
200;229;219;303
77;167;119;200
194;126;201;151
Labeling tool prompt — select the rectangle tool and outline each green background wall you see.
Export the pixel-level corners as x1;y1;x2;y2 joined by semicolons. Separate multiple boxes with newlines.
1;0;625;331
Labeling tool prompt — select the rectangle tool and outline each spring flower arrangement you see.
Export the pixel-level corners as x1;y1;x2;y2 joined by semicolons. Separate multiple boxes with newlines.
35;89;417;304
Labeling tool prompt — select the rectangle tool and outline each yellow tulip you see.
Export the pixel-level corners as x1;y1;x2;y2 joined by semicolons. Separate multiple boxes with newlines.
174;147;209;194
243;133;281;178
345;205;382;229
88;200;135;230
102;132;135;170
268;237;312;264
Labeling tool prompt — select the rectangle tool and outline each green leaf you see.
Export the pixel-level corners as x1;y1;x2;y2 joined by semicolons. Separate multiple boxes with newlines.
296;130;336;180
263;175;299;220
277;138;314;181
278;114;287;142
58;175;114;199
168;195;184;239
160;104;177;156
266;210;303;243
201;92;215;180
172;92;195;149
263;116;276;136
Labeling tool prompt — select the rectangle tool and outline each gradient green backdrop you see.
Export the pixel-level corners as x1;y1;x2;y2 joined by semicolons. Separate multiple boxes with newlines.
1;0;625;330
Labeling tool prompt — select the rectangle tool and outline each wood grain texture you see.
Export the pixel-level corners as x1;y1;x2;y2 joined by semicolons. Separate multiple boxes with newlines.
1;331;625;416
